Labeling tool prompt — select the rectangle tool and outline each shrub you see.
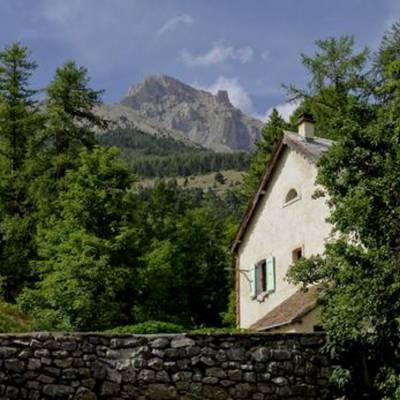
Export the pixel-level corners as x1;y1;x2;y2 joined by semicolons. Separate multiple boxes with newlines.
0;300;31;333
189;327;247;334
107;320;186;334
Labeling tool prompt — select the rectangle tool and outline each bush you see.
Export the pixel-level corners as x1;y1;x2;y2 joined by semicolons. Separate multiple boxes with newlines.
189;327;247;334
107;321;248;335
0;300;31;333
107;320;186;334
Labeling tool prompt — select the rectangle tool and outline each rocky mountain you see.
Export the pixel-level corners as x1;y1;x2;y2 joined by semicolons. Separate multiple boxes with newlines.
102;75;262;152
96;103;199;149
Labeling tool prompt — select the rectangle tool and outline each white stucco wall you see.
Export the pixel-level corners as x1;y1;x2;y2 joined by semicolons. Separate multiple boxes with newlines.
238;147;331;329
266;308;321;334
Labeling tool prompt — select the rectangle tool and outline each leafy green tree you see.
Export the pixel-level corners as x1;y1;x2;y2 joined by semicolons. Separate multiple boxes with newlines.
19;147;141;331
241;108;287;204
375;21;400;90
134;181;231;327
0;43;42;300
287;25;400;399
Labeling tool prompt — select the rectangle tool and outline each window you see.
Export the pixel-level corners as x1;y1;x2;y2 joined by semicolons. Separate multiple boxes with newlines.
284;188;300;205
256;260;267;294
292;247;303;263
249;256;276;300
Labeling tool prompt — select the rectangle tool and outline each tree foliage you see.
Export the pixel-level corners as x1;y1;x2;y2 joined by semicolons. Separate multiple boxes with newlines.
98;127;250;178
134;182;232;327
19;147;141;331
287;26;400;399
0;43;41;300
0;42;237;332
287;35;372;139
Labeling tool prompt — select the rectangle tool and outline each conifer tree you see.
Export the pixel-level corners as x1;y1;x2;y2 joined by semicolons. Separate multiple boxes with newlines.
0;43;42;300
286;36;371;139
19;147;141;331
29;61;107;216
241;109;287;204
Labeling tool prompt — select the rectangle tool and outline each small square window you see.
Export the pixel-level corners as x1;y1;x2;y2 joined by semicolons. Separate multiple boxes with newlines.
292;247;303;263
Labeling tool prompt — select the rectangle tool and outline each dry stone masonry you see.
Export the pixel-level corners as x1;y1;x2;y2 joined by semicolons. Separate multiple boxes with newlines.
0;333;334;399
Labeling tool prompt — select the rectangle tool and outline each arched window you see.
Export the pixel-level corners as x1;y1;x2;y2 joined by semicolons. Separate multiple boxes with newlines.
285;188;299;204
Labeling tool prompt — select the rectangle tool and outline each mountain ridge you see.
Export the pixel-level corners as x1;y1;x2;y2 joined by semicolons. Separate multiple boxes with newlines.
99;74;263;152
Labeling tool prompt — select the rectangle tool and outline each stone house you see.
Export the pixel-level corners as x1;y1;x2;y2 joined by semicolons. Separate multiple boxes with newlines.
231;114;332;332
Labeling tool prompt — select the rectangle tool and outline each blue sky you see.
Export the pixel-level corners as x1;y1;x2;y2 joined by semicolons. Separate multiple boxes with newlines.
0;0;398;120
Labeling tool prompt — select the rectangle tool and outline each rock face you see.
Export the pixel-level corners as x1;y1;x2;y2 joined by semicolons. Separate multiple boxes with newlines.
119;75;263;152
96;103;200;149
0;332;334;399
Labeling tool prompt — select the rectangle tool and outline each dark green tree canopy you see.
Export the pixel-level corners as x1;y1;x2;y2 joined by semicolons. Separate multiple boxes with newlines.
287;24;400;399
287;35;372;139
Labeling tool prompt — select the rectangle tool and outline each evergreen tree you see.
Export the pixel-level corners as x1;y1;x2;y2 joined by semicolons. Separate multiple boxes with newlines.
286;36;371;139
19;147;141;331
29;61;107;216
241;109;287;204
46;61;106;156
0;43;42;300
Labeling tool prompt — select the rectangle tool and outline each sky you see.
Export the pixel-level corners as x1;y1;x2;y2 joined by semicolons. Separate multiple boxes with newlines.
0;0;398;121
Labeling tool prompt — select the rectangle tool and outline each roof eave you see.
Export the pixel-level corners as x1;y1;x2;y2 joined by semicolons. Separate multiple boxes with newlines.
252;301;317;332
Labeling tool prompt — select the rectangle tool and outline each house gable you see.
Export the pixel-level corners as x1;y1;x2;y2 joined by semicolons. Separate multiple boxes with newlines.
231;131;332;254
235;132;332;329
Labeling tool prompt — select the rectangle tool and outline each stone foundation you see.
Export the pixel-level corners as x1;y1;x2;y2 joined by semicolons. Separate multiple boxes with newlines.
0;332;334;399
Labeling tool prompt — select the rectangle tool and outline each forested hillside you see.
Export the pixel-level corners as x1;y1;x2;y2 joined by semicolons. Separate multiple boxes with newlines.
0;43;242;334
97;127;250;178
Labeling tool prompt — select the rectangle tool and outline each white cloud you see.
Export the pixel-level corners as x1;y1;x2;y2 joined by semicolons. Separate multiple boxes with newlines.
264;100;300;122
193;76;254;114
181;43;254;67
158;14;193;35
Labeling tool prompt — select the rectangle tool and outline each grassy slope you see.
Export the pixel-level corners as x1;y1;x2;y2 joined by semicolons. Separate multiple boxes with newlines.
138;169;244;194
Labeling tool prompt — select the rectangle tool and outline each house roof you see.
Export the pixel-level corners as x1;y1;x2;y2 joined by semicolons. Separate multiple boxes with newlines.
231;131;332;254
250;286;320;331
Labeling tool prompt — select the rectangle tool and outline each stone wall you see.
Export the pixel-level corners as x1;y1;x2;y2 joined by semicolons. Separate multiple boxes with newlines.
0;332;334;399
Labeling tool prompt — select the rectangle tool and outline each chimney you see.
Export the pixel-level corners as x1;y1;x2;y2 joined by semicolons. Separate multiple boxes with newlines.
297;112;315;139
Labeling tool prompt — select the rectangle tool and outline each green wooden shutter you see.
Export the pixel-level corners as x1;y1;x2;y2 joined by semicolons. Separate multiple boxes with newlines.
249;264;257;299
266;256;276;293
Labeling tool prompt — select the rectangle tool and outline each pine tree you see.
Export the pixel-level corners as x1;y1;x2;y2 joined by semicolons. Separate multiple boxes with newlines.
241;109;287;204
286;36;371;139
29;61;107;216
19;147;141;331
46;61;106;157
0;43;42;300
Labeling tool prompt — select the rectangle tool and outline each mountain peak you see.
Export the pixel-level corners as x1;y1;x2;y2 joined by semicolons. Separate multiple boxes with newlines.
216;90;231;106
121;75;262;152
127;74;196;99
